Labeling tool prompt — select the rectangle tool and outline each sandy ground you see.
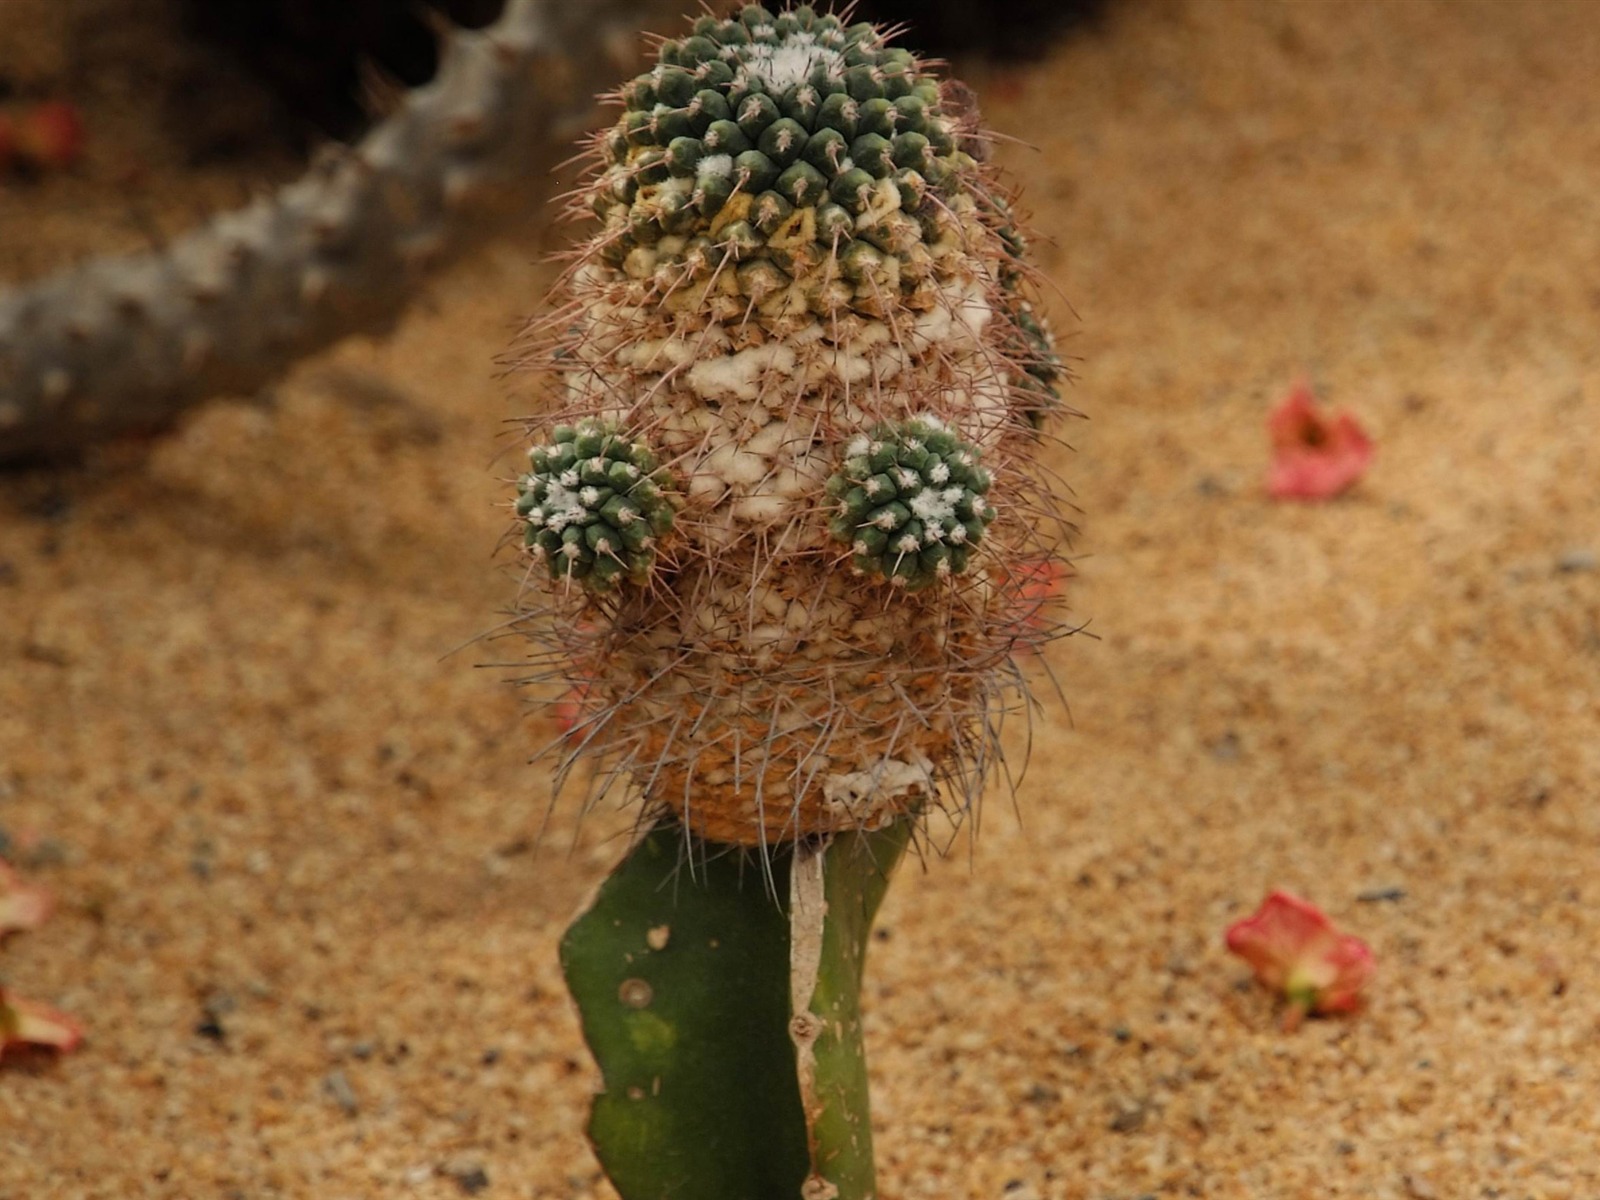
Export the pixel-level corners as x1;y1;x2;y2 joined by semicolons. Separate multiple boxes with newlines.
4;1;1600;1197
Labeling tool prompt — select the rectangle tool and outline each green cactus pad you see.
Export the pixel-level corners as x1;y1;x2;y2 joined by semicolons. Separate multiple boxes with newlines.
560;817;913;1199
826;416;995;590
516;420;675;592
560;824;810;1197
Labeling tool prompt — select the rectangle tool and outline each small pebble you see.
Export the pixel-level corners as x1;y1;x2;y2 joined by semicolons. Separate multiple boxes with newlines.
1208;731;1241;761
1356;885;1406;903
440;1159;490;1196
323;1069;359;1116
1021;1083;1060;1106
1108;1101;1147;1134
22;837;67;867
1556;548;1596;573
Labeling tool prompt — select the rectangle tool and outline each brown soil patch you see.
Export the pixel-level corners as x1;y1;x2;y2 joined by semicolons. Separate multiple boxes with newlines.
3;2;1598;1197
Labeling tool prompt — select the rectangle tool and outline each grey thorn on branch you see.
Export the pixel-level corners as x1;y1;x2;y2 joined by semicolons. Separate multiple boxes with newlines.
0;0;691;466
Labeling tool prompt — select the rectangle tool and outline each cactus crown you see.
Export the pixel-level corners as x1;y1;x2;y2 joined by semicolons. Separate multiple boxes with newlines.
593;4;966;317
512;4;1072;846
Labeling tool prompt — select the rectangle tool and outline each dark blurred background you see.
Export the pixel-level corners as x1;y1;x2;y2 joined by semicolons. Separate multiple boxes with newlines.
183;0;1109;146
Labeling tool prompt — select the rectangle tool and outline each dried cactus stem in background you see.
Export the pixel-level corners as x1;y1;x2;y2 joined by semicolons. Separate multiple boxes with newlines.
516;2;1070;848
0;0;689;466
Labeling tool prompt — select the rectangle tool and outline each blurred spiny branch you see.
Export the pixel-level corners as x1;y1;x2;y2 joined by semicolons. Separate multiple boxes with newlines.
0;0;688;466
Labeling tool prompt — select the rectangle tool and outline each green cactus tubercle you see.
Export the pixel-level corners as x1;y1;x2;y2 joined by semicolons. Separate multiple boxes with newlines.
593;4;971;313
515;421;675;591
827;416;995;590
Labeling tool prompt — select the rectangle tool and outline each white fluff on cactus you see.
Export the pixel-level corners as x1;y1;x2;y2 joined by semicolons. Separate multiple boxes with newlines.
513;3;1069;846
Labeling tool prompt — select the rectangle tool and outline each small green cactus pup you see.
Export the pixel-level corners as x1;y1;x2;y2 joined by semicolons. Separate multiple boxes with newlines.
516;421;677;591
516;3;1068;845
826;416;995;590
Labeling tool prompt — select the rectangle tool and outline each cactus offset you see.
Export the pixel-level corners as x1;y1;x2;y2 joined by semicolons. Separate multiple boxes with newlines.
824;415;996;590
516;3;1069;847
516;420;678;591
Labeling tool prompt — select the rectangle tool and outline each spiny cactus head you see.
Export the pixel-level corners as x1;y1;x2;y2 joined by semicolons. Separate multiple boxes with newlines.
513;4;1073;847
515;420;675;593
827;416;994;591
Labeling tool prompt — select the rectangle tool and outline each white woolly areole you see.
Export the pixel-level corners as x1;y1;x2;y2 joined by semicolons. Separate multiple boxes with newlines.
908;277;993;353
734;31;845;91
539;478;587;529
909;485;965;527
696;153;734;181
822;753;936;821
685;342;798;402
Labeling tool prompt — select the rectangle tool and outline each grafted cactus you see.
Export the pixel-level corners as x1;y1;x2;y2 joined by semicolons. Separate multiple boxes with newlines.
529;6;1072;1196
519;2;1067;847
0;0;689;465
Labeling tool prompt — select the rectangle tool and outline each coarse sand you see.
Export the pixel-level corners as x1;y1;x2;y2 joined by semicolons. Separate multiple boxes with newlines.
3;1;1599;1197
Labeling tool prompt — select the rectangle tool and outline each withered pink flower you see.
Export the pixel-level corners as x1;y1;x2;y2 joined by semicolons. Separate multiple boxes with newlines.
553;681;591;735
0;858;52;936
0;988;83;1061
1265;382;1374;501
12;100;85;172
1225;890;1376;1030
996;556;1066;655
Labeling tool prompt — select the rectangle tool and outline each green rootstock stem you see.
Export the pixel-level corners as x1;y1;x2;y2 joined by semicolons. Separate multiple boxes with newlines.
560;818;912;1200
790;822;913;1197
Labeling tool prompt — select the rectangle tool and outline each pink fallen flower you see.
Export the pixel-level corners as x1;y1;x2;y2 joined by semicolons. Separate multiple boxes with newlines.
0;988;84;1061
1265;382;1374;500
12;100;85;172
1225;890;1376;1030
0;858;52;936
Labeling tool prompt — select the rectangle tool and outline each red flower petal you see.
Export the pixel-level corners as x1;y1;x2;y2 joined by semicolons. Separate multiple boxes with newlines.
1226;890;1375;1026
0;989;83;1060
994;555;1065;654
0;859;53;936
14;101;85;172
1265;383;1374;501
